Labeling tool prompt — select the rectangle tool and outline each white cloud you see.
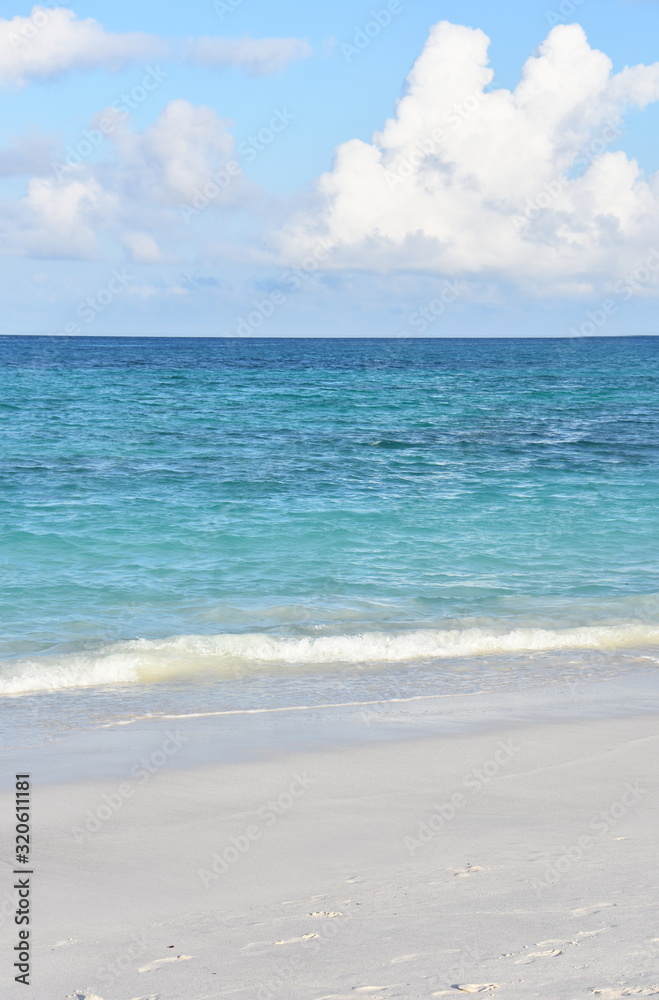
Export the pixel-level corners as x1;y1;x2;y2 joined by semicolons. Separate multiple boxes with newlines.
189;36;311;76
15;175;117;258
0;7;311;87
284;21;659;294
109;98;243;205
0;7;163;87
121;231;165;263
0;100;250;259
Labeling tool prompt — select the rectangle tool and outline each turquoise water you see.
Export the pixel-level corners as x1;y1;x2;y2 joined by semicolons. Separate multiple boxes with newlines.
2;336;659;742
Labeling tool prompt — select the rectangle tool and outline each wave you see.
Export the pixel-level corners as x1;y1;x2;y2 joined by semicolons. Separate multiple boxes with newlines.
2;622;659;696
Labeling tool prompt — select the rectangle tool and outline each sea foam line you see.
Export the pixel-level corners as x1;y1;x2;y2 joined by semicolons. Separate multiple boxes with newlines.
96;689;488;729
1;622;659;695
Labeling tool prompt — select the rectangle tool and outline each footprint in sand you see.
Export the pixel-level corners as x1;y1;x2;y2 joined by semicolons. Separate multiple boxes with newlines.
243;940;268;953
591;989;659;997
138;955;193;973
245;936;318;953
571;903;616;917
455;866;485;877
275;933;318;945
515;949;562;964
453;986;499;994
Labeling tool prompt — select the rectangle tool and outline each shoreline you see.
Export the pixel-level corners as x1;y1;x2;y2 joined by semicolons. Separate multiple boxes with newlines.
2;669;659;786
1;675;658;998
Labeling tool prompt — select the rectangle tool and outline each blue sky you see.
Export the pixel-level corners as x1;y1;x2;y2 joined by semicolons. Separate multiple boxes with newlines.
2;0;659;336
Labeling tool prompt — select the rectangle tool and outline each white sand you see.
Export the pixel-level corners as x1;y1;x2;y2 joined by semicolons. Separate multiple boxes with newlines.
1;682;659;1000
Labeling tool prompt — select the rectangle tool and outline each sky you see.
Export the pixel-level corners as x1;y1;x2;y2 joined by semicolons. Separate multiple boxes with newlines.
2;0;659;337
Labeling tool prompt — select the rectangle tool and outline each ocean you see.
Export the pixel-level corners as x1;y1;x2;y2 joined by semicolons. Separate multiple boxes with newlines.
2;335;659;747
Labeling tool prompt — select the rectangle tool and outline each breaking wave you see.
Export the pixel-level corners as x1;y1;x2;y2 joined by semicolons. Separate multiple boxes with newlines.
2;622;659;695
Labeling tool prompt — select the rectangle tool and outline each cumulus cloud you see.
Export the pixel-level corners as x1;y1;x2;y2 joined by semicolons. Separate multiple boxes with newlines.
13;175;118;258
108;98;242;205
189;36;312;76
0;7;163;87
285;21;659;293
0;99;250;259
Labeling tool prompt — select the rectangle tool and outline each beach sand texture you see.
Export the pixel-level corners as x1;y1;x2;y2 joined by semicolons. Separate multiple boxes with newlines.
2;695;658;1000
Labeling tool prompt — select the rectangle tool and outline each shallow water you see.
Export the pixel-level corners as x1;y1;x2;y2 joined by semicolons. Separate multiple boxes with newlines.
2;335;659;744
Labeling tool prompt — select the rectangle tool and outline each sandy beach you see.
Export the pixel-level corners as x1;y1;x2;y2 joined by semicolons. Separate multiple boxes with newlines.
1;677;658;1000
4;0;659;995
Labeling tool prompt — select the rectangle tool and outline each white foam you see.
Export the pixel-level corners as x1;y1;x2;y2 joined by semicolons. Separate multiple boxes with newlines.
1;622;659;696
